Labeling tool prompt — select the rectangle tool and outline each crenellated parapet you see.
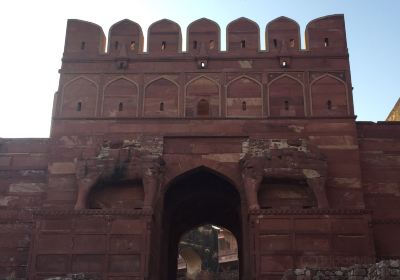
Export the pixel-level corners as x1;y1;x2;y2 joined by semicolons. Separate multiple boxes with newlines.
63;15;347;57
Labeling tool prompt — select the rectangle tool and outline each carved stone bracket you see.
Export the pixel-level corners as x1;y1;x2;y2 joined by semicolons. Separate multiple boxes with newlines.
240;138;329;211
74;136;164;212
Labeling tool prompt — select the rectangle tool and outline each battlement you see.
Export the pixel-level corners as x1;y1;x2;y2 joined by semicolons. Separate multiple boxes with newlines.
54;14;353;124
63;15;347;57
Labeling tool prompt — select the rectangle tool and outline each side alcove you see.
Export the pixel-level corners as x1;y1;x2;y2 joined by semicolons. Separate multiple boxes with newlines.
258;177;317;209
88;180;144;209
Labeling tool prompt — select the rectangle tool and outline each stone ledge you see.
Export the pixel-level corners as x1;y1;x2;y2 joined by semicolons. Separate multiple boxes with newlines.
32;208;152;217
249;208;372;215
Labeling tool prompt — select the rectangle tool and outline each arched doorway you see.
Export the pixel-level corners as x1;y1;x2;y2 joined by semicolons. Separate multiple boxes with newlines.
160;167;243;279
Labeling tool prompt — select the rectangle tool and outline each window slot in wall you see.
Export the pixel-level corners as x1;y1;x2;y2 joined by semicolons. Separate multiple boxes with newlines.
161;41;166;51
193;40;197;49
160;102;164;111
118;102;123;112
273;39;278;48
76;102;82;111
209;40;215;50
289;39;295;48
114;41;119;50
241;40;246;48
130;41;136;50
324;38;329;47
327;100;332;110
80;42;86;50
284;100;289;110
242;101;247;111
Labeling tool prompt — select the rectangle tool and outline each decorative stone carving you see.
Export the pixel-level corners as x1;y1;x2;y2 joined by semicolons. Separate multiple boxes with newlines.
74;136;164;211
240;138;329;211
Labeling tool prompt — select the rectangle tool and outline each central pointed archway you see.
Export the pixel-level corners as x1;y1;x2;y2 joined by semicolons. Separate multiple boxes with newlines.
160;167;243;279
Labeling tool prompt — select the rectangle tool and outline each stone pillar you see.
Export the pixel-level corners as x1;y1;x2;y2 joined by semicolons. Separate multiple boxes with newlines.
303;169;329;208
240;157;264;211
142;157;164;212
74;159;102;210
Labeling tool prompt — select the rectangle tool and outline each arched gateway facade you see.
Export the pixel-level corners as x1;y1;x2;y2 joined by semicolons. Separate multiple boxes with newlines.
1;15;400;280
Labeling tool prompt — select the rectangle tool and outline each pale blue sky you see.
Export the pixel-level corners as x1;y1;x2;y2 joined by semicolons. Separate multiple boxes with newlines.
0;0;398;137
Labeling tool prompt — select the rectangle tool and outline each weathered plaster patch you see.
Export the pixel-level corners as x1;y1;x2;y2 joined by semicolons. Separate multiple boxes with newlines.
202;153;241;163
9;183;45;193
48;162;76;175
302;169;320;179
333;177;361;188
238;60;253;69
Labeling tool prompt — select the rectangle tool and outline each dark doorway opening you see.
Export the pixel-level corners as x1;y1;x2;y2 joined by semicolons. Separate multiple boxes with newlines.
160;167;242;279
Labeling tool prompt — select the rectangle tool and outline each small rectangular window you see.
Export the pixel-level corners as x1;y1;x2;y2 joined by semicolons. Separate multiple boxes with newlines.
273;39;278;48
130;41;136;50
80;42;86;50
289;39;295;48
324;38;329;47
241;40;246;48
209;40;215;50
161;41;166;51
193;40;197;49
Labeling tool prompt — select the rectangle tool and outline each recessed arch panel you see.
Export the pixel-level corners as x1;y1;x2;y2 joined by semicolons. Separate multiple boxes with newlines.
102;78;139;117
226;76;262;117
268;75;305;117
144;78;179;117
185;76;220;117
311;75;348;116
60;77;98;118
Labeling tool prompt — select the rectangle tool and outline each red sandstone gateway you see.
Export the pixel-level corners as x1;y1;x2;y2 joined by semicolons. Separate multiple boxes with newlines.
0;14;399;280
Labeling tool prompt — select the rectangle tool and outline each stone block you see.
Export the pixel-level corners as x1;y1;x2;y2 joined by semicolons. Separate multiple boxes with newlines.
8;182;45;193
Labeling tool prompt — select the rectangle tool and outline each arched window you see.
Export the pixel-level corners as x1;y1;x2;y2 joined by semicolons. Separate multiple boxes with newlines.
114;41;119;50
193;40;198;49
240;40;246;48
197;99;210;117
161;41;166;51
160;102;164;111
76;102;82;111
118;102;123;111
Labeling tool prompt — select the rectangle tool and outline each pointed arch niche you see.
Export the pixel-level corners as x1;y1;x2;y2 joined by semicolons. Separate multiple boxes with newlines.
102;77;139;117
226;76;262;117
60;77;98;118
310;74;349;117
185;76;220;117
144;77;179;117
268;75;305;117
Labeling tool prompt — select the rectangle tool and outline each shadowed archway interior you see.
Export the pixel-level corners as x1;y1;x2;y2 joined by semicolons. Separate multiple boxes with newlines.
160;167;243;279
